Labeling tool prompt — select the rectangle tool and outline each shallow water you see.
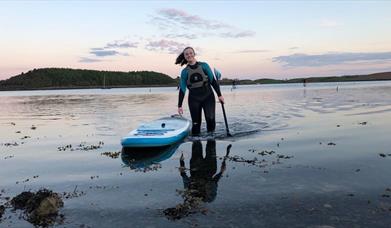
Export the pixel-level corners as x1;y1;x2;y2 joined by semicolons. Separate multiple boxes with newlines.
1;81;391;227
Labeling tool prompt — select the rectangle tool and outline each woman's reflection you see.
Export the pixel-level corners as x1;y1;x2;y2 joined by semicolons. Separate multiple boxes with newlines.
164;140;231;220
179;140;231;203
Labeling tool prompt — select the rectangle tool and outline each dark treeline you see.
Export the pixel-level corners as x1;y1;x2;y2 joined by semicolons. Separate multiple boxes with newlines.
0;68;177;90
218;71;391;85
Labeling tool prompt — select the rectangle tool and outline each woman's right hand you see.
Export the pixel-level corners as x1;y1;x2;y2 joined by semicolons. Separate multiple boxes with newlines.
218;96;225;104
178;107;183;115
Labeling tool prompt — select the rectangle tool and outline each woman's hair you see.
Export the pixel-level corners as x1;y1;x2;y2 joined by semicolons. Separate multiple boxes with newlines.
175;47;195;66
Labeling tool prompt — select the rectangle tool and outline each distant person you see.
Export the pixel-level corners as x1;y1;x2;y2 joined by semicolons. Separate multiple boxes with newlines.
303;78;307;87
231;79;237;91
176;47;224;136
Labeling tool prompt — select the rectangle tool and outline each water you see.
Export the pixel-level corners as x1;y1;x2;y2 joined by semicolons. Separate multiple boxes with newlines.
1;81;391;227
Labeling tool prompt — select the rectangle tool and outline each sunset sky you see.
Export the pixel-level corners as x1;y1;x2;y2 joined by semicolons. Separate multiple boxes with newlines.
1;1;391;80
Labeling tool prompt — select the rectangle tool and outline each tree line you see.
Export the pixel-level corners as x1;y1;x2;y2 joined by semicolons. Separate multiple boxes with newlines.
0;68;177;90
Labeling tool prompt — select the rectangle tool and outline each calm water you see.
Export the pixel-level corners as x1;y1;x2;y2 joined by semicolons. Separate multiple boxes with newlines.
1;81;391;227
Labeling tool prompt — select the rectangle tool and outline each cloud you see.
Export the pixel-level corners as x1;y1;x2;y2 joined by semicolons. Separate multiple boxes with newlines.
79;57;103;63
105;40;138;49
89;49;129;57
233;49;269;53
150;16;182;30
273;52;391;67
145;39;188;54
165;33;198;39
90;50;121;57
156;8;231;30
219;30;256;38
82;39;134;63
90;48;105;51
152;8;255;39
289;46;299;50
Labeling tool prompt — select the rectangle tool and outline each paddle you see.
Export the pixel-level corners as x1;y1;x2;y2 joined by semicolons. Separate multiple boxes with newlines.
214;68;232;137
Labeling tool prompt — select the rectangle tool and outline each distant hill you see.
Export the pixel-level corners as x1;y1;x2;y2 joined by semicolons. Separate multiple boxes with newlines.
219;71;391;85
0;68;177;90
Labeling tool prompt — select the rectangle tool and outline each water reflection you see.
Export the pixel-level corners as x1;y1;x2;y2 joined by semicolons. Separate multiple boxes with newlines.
179;140;231;202
164;140;231;220
121;143;180;171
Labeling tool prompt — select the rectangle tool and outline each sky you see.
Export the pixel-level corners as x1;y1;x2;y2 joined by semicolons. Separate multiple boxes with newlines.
1;0;391;80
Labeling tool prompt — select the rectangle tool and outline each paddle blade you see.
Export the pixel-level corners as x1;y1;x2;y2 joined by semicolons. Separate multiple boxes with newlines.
214;68;222;81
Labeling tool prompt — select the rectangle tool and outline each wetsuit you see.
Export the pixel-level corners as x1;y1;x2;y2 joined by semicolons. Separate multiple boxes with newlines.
178;62;222;135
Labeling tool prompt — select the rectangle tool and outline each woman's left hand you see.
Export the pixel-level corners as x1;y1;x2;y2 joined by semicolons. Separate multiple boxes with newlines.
218;96;225;104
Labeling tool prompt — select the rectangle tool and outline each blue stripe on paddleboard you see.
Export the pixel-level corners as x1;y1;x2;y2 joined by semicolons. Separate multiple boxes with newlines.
121;130;189;147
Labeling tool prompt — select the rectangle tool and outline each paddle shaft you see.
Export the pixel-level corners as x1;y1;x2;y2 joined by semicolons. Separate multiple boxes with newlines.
220;103;231;135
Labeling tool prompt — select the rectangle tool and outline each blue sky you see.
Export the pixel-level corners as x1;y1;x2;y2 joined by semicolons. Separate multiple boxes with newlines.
1;0;391;80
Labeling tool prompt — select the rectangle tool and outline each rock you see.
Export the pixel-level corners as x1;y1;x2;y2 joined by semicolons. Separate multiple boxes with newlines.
10;189;64;227
32;195;63;216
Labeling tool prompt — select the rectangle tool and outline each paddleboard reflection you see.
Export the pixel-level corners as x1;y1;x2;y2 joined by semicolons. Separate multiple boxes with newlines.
121;143;181;170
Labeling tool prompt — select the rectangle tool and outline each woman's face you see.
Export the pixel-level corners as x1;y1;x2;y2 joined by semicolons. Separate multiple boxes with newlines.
184;48;195;63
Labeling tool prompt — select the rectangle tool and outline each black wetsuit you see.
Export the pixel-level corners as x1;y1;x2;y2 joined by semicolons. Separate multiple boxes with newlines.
178;62;222;135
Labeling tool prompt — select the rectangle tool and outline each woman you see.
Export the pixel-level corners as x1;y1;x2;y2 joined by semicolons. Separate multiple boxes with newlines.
176;47;224;136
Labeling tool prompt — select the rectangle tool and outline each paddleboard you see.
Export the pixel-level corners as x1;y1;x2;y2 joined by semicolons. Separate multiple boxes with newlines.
121;115;191;147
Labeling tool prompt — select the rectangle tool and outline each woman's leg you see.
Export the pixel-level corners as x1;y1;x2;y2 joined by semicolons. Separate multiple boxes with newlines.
188;98;202;136
202;94;216;133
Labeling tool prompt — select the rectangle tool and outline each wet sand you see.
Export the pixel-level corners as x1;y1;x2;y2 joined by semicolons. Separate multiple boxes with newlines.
1;81;391;227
